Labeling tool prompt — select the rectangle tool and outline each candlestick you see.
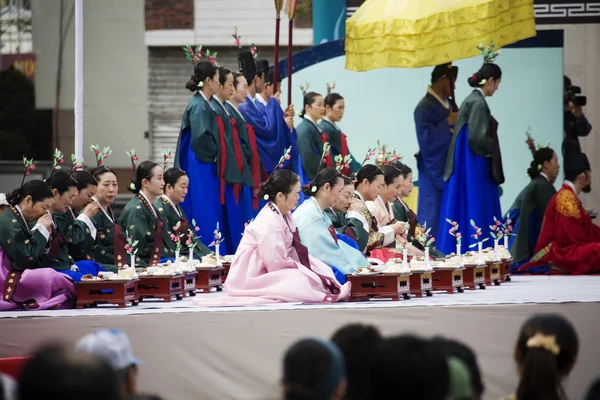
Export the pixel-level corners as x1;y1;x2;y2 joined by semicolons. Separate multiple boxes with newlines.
477;241;483;264
130;254;135;271
503;235;508;249
189;248;194;263
175;250;180;265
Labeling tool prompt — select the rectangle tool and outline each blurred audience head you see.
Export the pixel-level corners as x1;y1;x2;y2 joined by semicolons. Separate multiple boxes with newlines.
370;334;450;400
18;344;122;400
514;313;579;400
431;336;484;399
282;338;346;400
75;329;141;397
585;378;600;400
331;323;382;400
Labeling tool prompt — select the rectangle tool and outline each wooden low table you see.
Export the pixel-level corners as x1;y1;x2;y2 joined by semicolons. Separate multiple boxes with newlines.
463;264;486;290
221;262;231;283
500;259;512;282
138;274;185;302
409;270;433;298
182;271;197;296
195;266;224;293
432;268;464;294
347;272;412;301
76;279;139;309
485;261;502;286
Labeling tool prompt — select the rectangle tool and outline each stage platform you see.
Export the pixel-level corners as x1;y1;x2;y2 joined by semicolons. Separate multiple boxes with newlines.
2;276;600;400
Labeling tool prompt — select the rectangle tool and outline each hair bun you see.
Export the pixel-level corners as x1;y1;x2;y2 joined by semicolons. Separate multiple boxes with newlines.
186;75;200;92
127;180;139;194
6;189;21;206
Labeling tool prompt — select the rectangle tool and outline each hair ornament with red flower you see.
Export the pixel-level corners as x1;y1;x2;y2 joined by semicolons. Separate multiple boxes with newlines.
51;148;64;173
125;149;139;191
20;156;36;187
300;82;310;97
183;44;203;65
90;144;112;167
205;49;219;66
350;146;377;184
335;154;353;174
232;26;258;59
525;127;537;157
477;41;500;64
162;148;173;170
307;142;332;193
326;82;336;95
71;154;84;173
259;146;292;200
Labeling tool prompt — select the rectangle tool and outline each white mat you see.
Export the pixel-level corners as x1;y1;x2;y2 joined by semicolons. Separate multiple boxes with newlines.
2;275;599;319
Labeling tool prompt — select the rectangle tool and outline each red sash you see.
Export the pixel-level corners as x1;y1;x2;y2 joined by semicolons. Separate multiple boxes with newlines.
245;123;262;210
112;224;128;268
328;225;339;245
321;132;350;170
216;115;227;205
150;219;165;266
229;118;245;204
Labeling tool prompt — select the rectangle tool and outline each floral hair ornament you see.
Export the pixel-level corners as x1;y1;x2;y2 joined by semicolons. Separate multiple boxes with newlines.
300;82;310;97
525;127;537;157
21;156;36;187
125;148;139;191
477;41;500;64
308;142;332;193
259;146;292;200
232;26;258;58
90;144;112;167
205;49;219;67
350;146;378;184
326;82;336;95
335;154;353;173
182;44;203;65
162;148;173;170
526;333;560;356
51;149;64;173
71;154;84;173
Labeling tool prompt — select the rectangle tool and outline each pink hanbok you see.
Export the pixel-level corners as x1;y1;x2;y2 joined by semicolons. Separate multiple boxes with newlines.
194;202;350;305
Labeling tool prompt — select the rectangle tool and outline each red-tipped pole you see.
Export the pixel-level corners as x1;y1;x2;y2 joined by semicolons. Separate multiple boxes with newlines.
273;0;283;94
286;0;297;106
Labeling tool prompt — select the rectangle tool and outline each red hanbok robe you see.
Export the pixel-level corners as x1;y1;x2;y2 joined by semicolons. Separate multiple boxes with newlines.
521;182;600;275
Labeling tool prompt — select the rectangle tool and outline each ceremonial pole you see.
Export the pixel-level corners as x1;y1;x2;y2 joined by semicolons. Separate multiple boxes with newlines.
287;0;297;106
273;0;283;94
74;0;84;160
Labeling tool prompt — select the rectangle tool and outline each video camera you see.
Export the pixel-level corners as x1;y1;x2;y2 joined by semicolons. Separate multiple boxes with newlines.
565;84;587;107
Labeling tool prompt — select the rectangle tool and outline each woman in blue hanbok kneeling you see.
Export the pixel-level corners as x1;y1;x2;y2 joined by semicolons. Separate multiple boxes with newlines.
293;168;370;284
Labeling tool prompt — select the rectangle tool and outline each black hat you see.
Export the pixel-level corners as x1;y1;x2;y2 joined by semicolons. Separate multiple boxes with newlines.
432;63;458;83
238;49;256;82
564;148;591;174
256;59;269;77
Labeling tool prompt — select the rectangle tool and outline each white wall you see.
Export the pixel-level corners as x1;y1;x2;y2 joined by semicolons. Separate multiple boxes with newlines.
31;0;149;167
539;24;600;213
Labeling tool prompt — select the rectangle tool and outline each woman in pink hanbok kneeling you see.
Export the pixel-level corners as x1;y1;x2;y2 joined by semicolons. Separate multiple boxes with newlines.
216;169;350;304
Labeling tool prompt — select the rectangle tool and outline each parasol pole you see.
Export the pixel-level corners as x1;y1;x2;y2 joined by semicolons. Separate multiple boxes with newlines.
74;0;84;160
273;0;283;94
449;83;459;112
286;0;297;106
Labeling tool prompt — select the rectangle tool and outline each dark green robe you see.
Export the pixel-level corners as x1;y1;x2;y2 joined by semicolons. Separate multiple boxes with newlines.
87;202;123;270
156;196;212;259
511;175;556;262
324;208;369;252
118;194;163;267
391;199;446;259
0;207;48;271
296;118;325;180
174;92;219;167
210;96;245;185
444;89;504;184
317;118;361;174
42;209;95;271
224;101;256;187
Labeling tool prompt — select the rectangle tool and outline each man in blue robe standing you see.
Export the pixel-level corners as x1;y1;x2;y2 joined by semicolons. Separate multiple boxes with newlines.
414;63;458;239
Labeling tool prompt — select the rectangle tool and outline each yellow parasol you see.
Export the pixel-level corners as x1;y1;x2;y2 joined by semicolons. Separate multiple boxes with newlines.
345;0;536;71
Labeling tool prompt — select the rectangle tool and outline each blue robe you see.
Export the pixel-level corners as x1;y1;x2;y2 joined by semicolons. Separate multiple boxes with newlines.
293;197;370;284
414;92;452;239
175;93;223;253
438;90;502;255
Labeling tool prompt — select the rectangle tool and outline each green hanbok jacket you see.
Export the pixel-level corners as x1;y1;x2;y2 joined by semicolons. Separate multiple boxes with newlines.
296;117;325;180
0;206;49;271
324;208;369;252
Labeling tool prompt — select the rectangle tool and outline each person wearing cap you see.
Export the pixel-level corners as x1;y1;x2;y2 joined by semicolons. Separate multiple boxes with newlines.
520;147;599;275
0;193;8;216
264;68;281;100
413;63;458;239
76;329;161;400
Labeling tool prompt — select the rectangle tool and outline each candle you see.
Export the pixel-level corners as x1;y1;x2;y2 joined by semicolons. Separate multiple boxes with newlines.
403;248;409;273
477;241;483;264
503;235;508;249
456;243;461;258
189;248;194;263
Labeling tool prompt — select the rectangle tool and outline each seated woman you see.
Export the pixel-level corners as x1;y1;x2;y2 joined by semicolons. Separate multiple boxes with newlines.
293;168;370;282
392;163;445;259
208;169;350;304
157;167;212;261
0;180;76;310
43;171;105;281
348;165;404;260
87;164;128;269
325;176;369;251
118;159;165;268
510;147;559;271
56;170;100;263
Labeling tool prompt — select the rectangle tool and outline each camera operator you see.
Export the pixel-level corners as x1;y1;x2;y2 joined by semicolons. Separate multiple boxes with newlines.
563;75;592;166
